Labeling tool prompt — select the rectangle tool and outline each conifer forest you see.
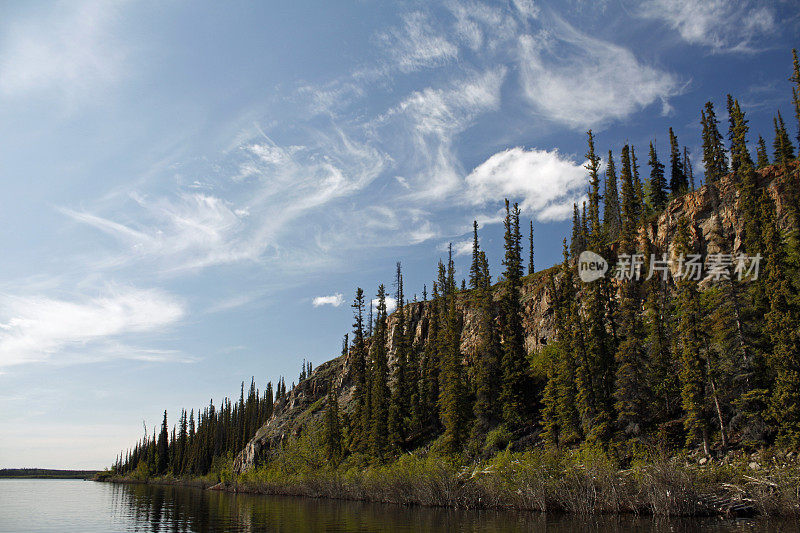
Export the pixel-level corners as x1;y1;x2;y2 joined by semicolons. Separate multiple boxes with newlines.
109;51;800;515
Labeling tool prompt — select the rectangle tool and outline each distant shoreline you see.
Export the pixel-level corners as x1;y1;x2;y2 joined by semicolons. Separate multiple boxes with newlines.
0;468;100;479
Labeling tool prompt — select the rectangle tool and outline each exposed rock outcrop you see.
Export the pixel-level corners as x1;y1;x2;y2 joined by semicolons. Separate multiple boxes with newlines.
234;162;798;474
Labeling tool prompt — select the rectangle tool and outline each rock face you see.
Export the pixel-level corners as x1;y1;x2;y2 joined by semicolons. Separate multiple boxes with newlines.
233;163;798;474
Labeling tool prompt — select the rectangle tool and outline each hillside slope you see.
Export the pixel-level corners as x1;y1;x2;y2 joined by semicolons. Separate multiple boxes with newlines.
234;161;799;474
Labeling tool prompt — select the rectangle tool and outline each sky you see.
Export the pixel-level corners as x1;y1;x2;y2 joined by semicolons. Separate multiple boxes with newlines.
0;0;798;469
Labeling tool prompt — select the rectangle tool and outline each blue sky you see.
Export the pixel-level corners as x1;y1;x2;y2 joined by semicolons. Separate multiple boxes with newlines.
0;0;797;469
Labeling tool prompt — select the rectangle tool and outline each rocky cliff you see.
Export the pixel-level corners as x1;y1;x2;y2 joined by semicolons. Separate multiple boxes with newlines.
233;162;798;474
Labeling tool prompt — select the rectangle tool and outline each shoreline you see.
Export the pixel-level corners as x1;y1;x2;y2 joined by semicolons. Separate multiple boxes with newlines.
96;451;800;518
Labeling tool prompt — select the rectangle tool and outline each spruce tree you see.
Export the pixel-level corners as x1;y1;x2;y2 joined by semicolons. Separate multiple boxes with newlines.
762;192;800;445
700;102;728;182
729;98;753;176
350;289;368;454
619;144;639;232
668;128;688;195
756;136;769;169
472;227;501;439
791;49;800;147
631;146;646;216
439;246;469;452
469;221;483;289
647;142;667;211
614;155;649;436
369;284;391;461
528;220;535;275
570;203;586;256
773;111;795;165
499;200;529;430
674;220;710;455
388;263;409;448
585;131;603;239
157;410;169;475
604;151;622;239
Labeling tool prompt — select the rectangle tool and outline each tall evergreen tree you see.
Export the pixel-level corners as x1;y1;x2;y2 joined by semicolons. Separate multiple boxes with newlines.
773;111;795;165
585;131;603;239
631;146;646;215
469;221;483;290
570;203;586;256
701;102;728;182
350;288;369;454
619;144;639;232
791;49;800;147
499;200;529;430
762;192;800;445
668;128;688;195
388;263;410;448
674;220;710;455
439;246;469;452
756;136;770;169
472;227;501;440
528;220;535;275
647;141;667;211
369;284;391;461
604;151;622;239
729;97;753;176
157;410;169;475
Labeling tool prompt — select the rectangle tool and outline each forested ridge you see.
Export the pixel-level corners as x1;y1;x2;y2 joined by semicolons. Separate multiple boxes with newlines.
111;49;800;483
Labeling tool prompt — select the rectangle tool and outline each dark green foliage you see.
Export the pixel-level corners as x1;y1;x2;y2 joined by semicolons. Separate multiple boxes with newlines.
647;142;667;211
439;246;470;452
631;146;646;215
570;203;586;256
370;284;391;461
389;263;410;448
499;200;529;430
791;49;800;147
472;225;501;440
668;128;688;195
701;102;728;183
756;136;769;169
528;220;535;275
773;112;795;165
673;220;710;455
729;96;753;176
585;130;603;238
603;151;622;239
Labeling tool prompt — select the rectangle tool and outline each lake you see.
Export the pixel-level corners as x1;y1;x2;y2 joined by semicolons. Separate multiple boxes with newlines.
0;478;796;532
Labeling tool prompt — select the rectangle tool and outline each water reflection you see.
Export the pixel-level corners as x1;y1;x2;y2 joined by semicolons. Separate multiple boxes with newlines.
109;482;797;533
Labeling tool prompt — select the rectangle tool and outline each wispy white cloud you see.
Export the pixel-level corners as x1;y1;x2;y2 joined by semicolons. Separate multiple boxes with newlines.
518;15;681;131
380;67;507;201
465;147;587;221
0;1;126;100
0;287;185;367
312;294;345;307
63;128;388;273
379;12;458;72
637;0;775;53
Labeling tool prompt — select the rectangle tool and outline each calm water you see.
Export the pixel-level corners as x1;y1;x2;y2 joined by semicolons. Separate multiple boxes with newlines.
0;479;796;532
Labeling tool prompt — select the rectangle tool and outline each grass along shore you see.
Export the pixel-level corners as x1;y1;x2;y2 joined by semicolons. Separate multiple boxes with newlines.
98;445;800;517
